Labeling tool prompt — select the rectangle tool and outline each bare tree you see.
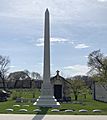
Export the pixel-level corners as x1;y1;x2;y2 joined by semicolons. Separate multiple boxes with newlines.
31;72;41;80
24;69;30;77
24;70;32;88
0;55;10;90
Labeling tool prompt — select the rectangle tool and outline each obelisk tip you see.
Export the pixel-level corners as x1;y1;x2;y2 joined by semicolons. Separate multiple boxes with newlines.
46;8;49;13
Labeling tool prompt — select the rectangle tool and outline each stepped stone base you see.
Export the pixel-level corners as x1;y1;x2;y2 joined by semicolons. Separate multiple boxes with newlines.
33;96;60;108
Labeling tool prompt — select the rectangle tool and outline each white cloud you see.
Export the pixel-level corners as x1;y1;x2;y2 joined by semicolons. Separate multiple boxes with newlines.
36;37;69;47
0;0;106;25
50;38;68;43
98;0;107;2
104;54;107;57
75;43;89;49
69;41;75;45
85;56;88;58
64;64;89;76
9;65;16;68
36;43;44;47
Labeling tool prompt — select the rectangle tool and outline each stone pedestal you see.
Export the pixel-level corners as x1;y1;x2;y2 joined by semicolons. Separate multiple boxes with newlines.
33;96;60;108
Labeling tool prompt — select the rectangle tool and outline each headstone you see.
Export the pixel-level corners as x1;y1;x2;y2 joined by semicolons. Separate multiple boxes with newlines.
6;109;14;112
33;109;41;112
79;109;88;112
51;109;60;112
13;104;20;107
65;110;73;112
19;109;28;112
93;109;102;112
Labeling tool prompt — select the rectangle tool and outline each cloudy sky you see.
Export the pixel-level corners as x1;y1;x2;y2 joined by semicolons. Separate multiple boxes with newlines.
0;0;107;77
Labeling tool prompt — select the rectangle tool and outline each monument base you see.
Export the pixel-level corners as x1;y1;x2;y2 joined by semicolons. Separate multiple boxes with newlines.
33;96;60;108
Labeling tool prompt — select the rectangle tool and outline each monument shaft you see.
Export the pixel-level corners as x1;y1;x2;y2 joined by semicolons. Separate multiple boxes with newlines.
43;9;50;84
41;9;53;96
34;9;60;108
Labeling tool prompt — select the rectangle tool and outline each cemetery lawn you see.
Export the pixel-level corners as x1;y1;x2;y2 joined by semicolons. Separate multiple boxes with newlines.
0;89;107;115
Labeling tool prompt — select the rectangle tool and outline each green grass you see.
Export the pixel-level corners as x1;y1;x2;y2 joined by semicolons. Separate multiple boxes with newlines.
0;89;107;115
11;89;40;99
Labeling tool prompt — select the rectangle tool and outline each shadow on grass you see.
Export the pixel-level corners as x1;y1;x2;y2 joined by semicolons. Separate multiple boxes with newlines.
32;107;49;120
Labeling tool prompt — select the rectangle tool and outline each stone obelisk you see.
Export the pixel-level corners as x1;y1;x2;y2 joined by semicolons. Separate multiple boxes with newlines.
34;9;60;108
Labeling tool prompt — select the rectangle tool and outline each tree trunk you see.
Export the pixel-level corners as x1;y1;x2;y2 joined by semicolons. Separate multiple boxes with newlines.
2;77;6;91
74;94;78;101
93;81;96;100
14;80;18;88
32;91;35;98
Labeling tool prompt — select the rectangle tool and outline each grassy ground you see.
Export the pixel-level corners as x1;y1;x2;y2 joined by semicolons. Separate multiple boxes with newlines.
11;89;40;99
0;89;107;115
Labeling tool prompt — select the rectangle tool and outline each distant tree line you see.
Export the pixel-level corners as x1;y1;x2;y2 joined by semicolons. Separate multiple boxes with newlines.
0;55;42;90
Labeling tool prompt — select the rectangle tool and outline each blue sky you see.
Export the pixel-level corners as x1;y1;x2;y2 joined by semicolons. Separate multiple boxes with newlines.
0;0;107;77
